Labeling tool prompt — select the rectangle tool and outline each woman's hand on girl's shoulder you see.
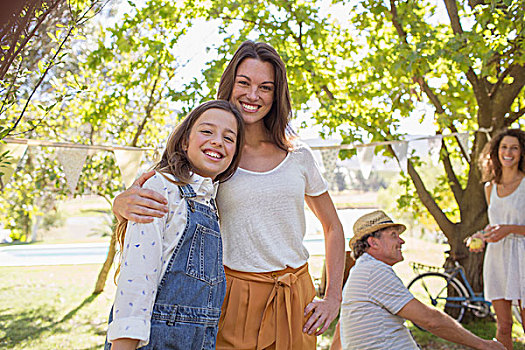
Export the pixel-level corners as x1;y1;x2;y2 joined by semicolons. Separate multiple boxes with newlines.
112;170;169;223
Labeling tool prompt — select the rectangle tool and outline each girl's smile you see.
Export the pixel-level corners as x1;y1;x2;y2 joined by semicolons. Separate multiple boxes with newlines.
185;108;238;180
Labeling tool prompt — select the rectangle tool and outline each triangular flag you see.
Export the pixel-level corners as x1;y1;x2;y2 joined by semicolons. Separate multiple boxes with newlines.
408;139;427;159
0;143;28;189
321;149;339;175
114;149;144;188
321;149;339;189
356;145;375;180
392;141;408;173
427;136;442;164
56;147;88;195
457;132;471;162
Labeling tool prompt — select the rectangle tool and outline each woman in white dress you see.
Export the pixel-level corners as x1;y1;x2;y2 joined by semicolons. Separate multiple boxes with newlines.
471;128;525;349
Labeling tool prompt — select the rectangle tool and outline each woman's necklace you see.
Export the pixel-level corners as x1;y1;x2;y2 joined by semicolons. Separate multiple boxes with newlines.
500;173;523;189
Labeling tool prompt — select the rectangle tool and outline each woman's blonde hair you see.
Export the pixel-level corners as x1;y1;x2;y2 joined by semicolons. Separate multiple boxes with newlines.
114;100;244;283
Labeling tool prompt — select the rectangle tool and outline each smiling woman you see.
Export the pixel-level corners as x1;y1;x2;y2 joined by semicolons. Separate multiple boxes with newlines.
229;58;275;126
473;128;525;348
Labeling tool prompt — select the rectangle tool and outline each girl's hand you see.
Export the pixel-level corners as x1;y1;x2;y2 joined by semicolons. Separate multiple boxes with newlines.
466;232;486;253
482;224;511;243
109;338;139;350
112;170;169;223
303;295;341;336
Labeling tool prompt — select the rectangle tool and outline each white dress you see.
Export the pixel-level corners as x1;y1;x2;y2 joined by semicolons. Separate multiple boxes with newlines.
483;178;525;304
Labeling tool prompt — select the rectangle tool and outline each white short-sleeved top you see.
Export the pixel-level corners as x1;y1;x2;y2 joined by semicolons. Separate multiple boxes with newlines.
107;172;217;346
340;253;418;350
217;141;328;272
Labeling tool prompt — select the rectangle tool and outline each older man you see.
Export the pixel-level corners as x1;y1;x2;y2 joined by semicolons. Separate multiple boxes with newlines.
338;210;503;350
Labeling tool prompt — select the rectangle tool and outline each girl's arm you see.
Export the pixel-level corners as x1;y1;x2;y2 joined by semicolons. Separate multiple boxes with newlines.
109;338;139;350
303;192;345;336
113;170;169;223
108;175;169;347
108;218;164;346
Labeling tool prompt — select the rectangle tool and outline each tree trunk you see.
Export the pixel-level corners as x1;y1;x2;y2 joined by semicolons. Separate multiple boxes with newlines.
444;198;489;321
30;215;42;242
93;229;117;294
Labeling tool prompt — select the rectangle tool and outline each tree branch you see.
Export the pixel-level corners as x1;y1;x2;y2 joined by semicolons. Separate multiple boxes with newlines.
390;2;451;119
440;138;464;204
7;23;74;136
0;0;61;80
131;66;162;147
442;0;483;97
443;0;463;35
414;77;446;114
489;64;512;97
467;0;486;8
448;124;471;162
389;0;407;40
388;143;455;234
507;106;525;126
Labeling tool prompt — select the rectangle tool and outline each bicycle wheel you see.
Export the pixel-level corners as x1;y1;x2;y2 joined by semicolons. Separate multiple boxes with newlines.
407;272;468;330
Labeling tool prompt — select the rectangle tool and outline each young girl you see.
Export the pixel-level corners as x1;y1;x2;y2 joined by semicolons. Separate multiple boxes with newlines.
105;100;244;350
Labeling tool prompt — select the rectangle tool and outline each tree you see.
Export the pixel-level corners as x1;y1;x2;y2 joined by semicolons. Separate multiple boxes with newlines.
0;0;114;242
0;0;201;293
196;0;524;293
79;0;200;293
0;0;108;172
337;0;524;293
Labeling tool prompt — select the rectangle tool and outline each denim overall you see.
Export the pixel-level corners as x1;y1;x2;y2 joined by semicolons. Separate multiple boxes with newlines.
105;183;226;349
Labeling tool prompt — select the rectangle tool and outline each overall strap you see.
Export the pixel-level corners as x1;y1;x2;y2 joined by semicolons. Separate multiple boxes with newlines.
178;183;197;199
209;198;218;213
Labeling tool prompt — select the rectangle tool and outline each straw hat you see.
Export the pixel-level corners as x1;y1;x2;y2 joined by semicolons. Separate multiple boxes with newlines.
349;210;406;247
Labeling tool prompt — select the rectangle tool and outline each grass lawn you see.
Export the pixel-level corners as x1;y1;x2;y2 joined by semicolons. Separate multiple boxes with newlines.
1;249;523;349
0;197;523;349
0;264;116;349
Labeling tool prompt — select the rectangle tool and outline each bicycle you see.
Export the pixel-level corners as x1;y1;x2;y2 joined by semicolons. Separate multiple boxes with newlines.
407;251;522;330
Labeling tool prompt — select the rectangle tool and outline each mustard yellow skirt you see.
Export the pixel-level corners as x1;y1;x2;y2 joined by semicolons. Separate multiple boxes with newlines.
216;263;316;350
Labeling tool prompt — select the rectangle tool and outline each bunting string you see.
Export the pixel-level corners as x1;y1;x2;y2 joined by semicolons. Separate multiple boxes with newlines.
0;130;485;190
3;138;153;151
305;132;469;151
1;138;150;194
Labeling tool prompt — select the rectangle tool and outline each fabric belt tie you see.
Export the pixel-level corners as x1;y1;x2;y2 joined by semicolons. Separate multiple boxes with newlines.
225;264;309;350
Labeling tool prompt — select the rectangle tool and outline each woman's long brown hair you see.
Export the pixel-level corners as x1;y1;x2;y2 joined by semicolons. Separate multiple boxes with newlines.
217;40;295;151
479;128;525;183
114;100;244;283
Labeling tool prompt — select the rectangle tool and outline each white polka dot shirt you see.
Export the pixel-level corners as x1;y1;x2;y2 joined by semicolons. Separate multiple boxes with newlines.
107;171;218;346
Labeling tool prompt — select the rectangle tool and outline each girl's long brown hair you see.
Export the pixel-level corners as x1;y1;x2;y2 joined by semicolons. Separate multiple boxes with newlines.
114;100;244;283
